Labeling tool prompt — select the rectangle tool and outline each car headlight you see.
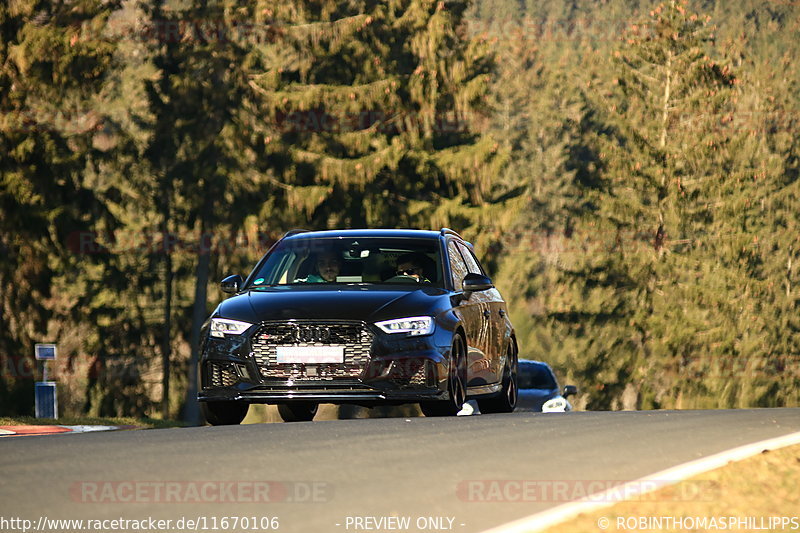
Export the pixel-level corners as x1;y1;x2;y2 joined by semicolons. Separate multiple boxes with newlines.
542;397;568;413
375;316;434;336
209;318;253;338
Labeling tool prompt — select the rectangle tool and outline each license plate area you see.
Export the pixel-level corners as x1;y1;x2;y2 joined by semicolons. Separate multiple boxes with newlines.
276;346;345;364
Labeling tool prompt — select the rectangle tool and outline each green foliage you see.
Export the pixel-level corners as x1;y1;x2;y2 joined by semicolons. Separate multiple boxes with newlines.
246;0;502;230
1;0;504;417
484;0;800;410
1;0;123;415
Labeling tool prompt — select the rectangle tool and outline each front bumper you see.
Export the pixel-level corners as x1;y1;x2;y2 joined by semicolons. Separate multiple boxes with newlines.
198;319;452;404
198;383;447;404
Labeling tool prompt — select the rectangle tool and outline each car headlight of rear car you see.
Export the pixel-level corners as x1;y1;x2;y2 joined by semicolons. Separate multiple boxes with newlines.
209;318;253;338
542;397;568;413
375;316;434;336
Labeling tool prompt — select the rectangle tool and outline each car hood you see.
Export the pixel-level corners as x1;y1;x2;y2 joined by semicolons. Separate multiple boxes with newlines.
215;285;449;323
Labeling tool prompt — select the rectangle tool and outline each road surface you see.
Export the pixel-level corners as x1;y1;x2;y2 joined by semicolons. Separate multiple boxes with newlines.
1;408;799;532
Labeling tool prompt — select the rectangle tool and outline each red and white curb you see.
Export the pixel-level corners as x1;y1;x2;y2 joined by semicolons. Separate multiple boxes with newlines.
481;430;800;533
0;425;136;437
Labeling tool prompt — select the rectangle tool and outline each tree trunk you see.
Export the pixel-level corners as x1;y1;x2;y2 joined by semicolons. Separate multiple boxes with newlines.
186;200;212;425
161;191;173;419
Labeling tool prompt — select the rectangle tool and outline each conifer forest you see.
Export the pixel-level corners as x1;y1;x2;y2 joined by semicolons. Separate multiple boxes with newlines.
2;0;799;418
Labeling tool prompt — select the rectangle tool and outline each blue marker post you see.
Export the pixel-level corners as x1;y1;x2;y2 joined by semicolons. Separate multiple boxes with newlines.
34;344;58;419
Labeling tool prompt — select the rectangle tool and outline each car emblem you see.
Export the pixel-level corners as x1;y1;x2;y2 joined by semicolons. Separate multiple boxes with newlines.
295;326;331;343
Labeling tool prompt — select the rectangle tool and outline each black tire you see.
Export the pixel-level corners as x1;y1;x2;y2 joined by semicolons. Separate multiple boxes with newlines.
277;402;319;422
478;344;518;414
421;335;467;417
201;401;249;426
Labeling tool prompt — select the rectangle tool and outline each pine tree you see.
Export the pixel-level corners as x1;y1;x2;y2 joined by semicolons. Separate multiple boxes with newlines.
118;0;267;418
528;0;741;409
458;0;800;410
245;0;502;231
0;0;123;415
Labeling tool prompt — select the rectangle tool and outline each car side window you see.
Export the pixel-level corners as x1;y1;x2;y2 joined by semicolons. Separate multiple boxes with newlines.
448;241;469;290
457;243;484;275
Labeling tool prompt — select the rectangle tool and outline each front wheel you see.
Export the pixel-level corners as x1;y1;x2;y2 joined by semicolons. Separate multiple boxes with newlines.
201;401;249;425
421;335;467;417
277;402;318;422
478;344;518;414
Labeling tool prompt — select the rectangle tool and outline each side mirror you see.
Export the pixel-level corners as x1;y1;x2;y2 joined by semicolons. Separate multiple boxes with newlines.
563;385;578;398
462;272;493;293
220;274;243;294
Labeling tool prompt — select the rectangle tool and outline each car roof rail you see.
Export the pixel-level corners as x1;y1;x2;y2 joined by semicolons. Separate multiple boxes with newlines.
440;228;462;238
282;228;311;238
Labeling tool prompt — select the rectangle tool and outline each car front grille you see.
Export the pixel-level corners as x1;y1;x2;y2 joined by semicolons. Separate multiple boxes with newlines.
251;321;373;380
208;361;238;388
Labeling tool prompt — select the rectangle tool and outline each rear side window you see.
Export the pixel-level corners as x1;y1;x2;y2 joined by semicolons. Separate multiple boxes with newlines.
448;240;469;290
457;242;484;275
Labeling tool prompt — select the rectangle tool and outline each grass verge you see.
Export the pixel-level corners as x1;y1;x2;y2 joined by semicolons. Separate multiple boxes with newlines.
551;442;800;532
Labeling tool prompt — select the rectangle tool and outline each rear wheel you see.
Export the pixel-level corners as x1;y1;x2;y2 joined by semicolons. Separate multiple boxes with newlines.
421;335;467;417
478;344;518;414
277;402;319;422
201;401;249;425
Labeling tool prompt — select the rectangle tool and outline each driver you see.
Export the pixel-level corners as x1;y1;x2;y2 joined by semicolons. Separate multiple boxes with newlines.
298;251;341;283
395;252;431;283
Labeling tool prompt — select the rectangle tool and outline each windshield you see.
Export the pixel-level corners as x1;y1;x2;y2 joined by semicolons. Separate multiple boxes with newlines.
519;363;558;390
246;237;444;288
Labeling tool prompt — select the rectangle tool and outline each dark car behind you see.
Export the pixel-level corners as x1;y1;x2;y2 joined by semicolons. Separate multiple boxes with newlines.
516;359;577;412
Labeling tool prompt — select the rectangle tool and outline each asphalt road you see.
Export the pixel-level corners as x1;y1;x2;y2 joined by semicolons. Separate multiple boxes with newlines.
2;409;799;533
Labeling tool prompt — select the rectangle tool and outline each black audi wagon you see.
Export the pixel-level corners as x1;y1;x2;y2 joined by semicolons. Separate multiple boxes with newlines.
198;228;518;423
